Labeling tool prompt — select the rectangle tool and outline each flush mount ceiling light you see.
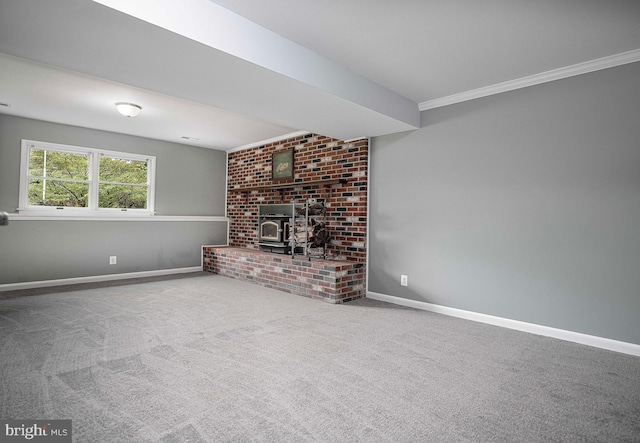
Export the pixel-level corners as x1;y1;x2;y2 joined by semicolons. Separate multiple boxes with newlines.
115;102;142;118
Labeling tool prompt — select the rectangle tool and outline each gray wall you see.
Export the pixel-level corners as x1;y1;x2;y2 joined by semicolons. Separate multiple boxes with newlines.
369;62;640;345
0;115;228;284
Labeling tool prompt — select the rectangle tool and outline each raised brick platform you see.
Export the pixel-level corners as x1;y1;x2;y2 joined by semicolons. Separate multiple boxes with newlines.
203;247;365;304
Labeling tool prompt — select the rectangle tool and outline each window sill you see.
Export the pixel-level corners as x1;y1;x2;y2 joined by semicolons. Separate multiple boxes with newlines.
7;213;228;222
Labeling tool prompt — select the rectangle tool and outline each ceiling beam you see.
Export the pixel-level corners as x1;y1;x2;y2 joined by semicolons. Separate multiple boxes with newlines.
0;0;419;140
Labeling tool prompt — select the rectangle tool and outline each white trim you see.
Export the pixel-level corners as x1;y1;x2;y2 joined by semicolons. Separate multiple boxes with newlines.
343;136;368;143
15;208;155;217
367;291;640;357
7;213;228;222
365;137;372;296
0;266;203;292
224;150;229;218
223;150;230;241
227;131;310;153
419;48;640;111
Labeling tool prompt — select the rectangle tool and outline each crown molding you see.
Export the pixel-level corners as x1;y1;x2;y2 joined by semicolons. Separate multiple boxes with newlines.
419;48;640;111
227;131;311;153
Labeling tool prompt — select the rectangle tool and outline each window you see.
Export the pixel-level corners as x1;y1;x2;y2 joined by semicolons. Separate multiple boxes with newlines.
19;140;155;216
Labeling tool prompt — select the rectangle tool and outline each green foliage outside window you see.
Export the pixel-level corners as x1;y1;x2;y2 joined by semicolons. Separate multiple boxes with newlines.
28;149;90;207
27;149;149;210
99;156;148;209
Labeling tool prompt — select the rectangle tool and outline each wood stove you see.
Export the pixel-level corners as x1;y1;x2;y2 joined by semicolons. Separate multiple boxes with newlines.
258;204;293;254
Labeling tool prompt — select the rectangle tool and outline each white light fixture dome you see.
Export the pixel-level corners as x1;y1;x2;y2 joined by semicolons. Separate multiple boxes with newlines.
115;102;142;118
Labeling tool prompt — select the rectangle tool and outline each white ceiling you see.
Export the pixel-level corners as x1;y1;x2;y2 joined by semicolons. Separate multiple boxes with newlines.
215;0;640;103
1;0;639;151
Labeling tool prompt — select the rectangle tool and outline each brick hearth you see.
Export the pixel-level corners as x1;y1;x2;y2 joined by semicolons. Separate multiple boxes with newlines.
203;247;365;304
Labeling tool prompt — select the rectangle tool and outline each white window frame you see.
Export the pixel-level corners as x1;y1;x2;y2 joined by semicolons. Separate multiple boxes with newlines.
18;139;156;217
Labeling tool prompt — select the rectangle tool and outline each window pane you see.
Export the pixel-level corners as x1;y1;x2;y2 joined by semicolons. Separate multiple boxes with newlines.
21;140;154;214
29;150;89;180
28;149;45;177
28;178;89;207
99;184;148;209
100;156;148;184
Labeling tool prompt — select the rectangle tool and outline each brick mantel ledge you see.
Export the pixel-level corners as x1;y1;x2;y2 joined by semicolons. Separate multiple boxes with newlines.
203;246;365;304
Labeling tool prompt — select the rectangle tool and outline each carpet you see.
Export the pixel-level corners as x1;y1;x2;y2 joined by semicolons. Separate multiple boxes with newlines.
1;273;638;442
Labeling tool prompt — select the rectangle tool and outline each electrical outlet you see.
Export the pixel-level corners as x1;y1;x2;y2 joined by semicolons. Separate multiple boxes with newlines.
401;274;408;286
109;256;117;265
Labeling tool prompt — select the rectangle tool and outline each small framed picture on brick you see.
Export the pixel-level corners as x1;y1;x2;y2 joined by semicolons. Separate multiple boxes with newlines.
272;148;294;182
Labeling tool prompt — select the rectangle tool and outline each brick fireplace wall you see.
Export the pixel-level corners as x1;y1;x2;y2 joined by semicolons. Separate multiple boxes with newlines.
227;133;368;262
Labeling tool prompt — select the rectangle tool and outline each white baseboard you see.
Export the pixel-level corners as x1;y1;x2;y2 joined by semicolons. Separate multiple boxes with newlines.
367;291;640;357
0;266;203;292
